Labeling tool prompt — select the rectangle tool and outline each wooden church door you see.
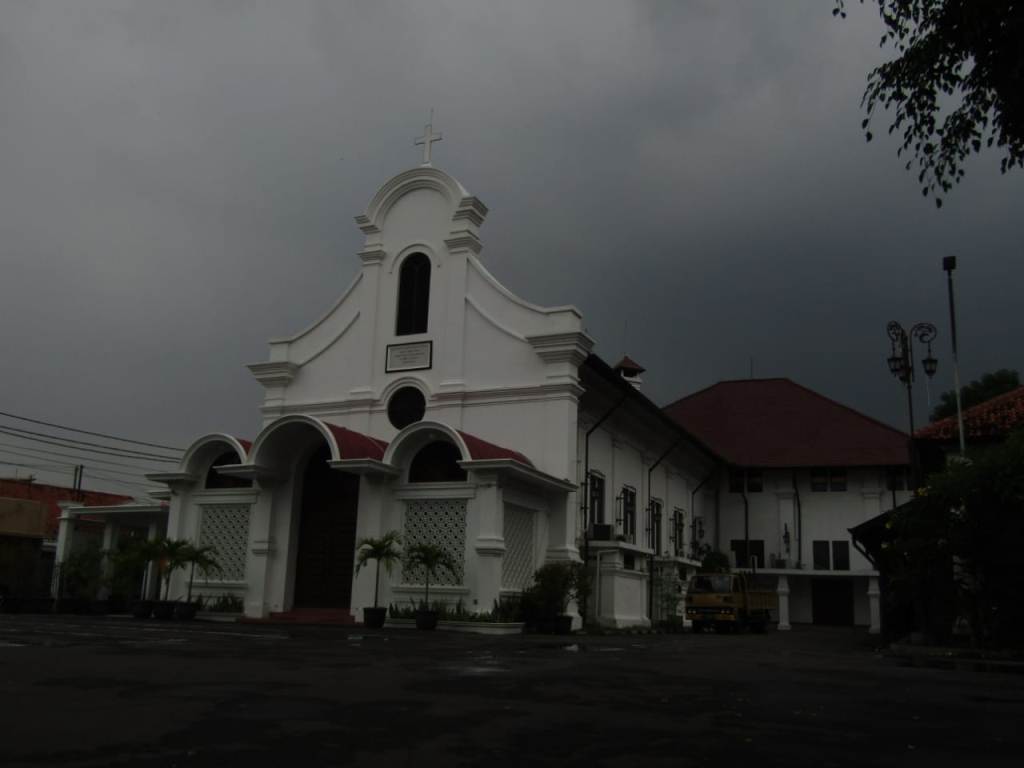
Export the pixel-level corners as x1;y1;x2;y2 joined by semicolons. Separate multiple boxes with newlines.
292;444;360;608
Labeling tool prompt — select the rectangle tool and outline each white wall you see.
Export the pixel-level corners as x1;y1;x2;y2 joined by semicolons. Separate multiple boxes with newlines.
706;467;910;572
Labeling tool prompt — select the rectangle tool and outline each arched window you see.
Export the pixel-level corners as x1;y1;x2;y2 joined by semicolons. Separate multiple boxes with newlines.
205;450;252;489
408;441;466;483
395;253;431;336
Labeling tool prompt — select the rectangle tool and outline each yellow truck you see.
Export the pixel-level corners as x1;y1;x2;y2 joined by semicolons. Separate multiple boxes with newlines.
685;573;777;633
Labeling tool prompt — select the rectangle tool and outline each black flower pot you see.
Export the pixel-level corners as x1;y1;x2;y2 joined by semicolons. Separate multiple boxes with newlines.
89;600;110;615
152;600;176;620
363;606;387;629
415;609;438;631
174;601;199;621
553;615;574;635
131;600;154;619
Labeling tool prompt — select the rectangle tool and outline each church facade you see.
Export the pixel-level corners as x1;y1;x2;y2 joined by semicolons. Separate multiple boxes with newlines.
146;158;714;627
55;143;911;633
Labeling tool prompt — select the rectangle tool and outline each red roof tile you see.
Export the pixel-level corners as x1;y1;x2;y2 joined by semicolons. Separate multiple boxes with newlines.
663;378;909;468
915;385;1024;442
457;431;534;467
0;479;133;538
322;423;388;461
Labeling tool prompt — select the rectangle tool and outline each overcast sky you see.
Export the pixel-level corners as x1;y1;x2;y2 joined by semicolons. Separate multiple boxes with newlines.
1;1;1021;496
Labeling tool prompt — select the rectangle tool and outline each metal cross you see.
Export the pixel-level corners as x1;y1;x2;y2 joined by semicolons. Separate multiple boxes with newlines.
414;110;442;166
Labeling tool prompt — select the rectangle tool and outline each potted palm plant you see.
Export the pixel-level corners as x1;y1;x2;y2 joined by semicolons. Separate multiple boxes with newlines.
355;530;402;629
175;544;222;620
152;538;191;619
403;542;456;631
526;561;590;634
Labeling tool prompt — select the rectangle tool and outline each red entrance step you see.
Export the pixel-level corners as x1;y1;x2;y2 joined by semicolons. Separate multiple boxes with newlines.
242;608;357;625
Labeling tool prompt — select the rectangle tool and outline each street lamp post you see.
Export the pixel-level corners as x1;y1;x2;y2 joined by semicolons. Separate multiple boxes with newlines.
942;256;967;458
886;321;938;484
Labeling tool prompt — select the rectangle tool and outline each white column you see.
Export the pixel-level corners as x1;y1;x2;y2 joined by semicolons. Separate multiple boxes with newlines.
350;475;392;617
776;574;792;631
867;576;881;635
245;483;275;618
52;503;78;598
470;473;505;615
143;521;161;600
99;519;119;600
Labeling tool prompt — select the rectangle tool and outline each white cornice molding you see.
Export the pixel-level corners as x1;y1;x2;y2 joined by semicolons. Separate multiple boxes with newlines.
526;331;595;366
453;196;488;227
354;214;380;235
445;229;482;255
358;245;387;264
217;464;281;484
474;536;506;556
460;459;576;492
146;471;197;486
247;361;298;388
327;459;400;477
261;381;584;418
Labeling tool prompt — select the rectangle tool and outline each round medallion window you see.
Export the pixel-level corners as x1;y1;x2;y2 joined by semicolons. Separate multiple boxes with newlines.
387;386;426;429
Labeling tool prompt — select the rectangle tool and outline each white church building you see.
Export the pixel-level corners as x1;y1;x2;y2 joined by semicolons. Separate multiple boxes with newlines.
125;135;718;628
55;132;910;632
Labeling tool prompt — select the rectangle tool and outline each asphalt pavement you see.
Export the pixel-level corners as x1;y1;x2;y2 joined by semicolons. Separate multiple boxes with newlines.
0;615;1020;767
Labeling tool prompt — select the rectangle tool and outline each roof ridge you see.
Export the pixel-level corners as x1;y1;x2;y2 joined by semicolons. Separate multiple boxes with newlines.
778;378;909;439
661;378;794;411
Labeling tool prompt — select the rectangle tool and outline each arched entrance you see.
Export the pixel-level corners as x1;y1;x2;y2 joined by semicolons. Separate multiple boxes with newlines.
292;444;361;608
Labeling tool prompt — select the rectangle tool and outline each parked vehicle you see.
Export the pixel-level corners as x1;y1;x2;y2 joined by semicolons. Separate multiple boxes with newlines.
685;573;776;633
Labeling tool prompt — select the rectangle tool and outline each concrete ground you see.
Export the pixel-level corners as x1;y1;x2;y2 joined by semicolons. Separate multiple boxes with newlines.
0;616;1021;767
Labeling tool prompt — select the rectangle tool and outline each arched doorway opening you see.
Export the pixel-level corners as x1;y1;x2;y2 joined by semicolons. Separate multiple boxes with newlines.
292;443;361;609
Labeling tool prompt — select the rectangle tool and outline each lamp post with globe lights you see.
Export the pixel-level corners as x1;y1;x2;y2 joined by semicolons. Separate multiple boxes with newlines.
886;320;938;484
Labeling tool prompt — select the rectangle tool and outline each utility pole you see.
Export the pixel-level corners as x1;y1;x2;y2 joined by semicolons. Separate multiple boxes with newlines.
942;256;967;458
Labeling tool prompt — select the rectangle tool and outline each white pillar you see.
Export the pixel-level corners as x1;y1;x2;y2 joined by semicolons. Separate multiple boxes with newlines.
350;475;392;617
99;519;119;600
867;576;881;635
52;503;78;598
470;473;505;615
143;521;160;600
245;483;275;618
776;574;792;631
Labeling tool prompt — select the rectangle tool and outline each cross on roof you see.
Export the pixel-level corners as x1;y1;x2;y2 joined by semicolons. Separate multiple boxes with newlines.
414;110;442;166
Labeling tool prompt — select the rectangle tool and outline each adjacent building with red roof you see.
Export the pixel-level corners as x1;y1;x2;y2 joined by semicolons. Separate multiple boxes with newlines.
915;385;1024;444
663;378;913;632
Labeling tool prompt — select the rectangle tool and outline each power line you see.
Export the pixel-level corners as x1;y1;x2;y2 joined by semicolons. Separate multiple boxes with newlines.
0;409;184;452
0;427;180;463
0;458;72;473
0;441;166;475
82;469;162;494
0;449;157;483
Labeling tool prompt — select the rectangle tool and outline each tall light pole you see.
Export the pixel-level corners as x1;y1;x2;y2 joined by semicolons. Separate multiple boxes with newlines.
942;256;967;458
886;321;938;484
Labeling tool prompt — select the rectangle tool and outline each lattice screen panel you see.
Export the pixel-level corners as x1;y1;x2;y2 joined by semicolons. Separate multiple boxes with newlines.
198;504;251;582
502;505;535;590
402;499;467;586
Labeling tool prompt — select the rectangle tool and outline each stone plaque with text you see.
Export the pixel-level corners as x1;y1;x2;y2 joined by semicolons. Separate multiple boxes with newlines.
386;341;432;372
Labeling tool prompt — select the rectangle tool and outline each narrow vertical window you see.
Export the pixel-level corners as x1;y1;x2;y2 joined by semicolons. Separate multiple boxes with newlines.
588;473;605;526
619;486;637;544
649;499;663;552
672;509;686;556
396;253;431;336
813;540;831;570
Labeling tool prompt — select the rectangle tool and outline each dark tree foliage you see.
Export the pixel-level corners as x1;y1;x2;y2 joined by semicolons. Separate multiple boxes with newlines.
930;368;1019;421
884;430;1024;646
836;1;1024;207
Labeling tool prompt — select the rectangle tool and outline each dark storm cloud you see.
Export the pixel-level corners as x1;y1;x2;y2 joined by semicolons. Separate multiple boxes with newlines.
1;1;1020;493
